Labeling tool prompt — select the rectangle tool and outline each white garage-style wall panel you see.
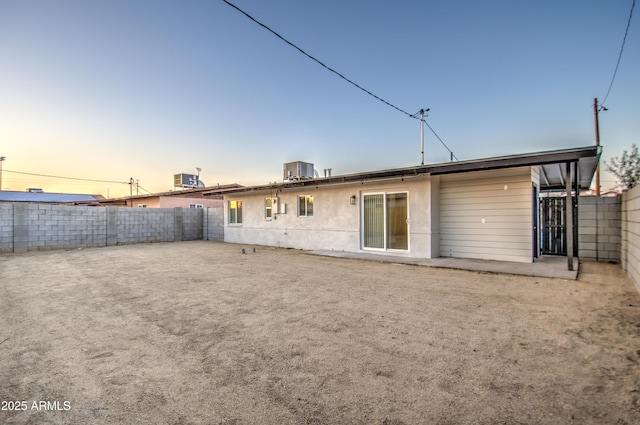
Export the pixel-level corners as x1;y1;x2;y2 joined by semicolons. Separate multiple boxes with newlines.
439;167;534;263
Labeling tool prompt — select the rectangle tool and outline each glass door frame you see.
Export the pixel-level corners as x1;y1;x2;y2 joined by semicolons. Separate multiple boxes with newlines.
361;191;410;252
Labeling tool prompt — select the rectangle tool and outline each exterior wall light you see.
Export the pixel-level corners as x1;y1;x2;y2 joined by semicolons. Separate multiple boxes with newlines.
350;195;357;205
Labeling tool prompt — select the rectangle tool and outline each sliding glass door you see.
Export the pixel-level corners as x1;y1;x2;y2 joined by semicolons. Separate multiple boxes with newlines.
364;194;385;248
386;193;408;250
363;192;408;250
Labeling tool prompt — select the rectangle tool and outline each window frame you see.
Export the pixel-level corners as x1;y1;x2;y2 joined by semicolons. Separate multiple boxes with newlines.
264;197;273;220
298;195;314;217
228;200;243;225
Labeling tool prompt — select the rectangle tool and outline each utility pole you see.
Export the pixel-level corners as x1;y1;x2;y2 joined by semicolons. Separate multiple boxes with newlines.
593;98;607;197
420;109;425;165
0;156;5;190
129;177;134;207
419;108;430;165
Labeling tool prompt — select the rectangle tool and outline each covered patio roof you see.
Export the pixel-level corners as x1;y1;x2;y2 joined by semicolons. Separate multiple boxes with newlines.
538;155;600;190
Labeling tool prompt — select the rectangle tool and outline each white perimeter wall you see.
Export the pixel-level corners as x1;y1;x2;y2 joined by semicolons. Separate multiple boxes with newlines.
621;184;640;292
439;167;534;263
223;175;438;258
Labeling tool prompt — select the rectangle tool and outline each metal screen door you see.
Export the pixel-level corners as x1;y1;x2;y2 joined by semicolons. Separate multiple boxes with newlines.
540;197;567;255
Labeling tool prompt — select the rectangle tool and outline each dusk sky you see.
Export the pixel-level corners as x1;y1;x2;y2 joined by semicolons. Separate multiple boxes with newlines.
1;0;638;198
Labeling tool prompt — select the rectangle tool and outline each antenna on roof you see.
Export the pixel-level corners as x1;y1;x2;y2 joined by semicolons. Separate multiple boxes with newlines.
411;108;430;165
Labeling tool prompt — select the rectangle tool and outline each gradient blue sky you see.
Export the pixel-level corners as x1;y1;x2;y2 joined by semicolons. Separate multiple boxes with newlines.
1;0;638;197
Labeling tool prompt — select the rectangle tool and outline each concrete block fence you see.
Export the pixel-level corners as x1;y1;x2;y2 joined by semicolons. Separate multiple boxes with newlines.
621;186;640;292
574;191;640;291
578;195;621;262
204;206;224;241
0;205;224;253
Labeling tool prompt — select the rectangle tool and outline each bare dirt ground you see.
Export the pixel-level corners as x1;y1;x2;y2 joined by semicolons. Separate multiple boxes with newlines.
1;241;639;425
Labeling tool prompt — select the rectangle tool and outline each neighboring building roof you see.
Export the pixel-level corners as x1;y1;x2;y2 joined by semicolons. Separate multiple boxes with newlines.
0;191;103;204
203;146;601;196
93;184;243;206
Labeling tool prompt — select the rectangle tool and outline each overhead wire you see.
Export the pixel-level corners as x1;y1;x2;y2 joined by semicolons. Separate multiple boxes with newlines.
135;184;154;195
424;121;459;161
3;169;129;185
222;0;413;118
222;0;459;161
600;0;636;108
4;170;181;199
410;109;459;161
4;169;162;195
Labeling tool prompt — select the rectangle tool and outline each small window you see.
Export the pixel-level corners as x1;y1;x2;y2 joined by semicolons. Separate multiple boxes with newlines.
229;200;242;224
298;195;313;217
265;197;273;219
137;204;147;208
189;204;203;209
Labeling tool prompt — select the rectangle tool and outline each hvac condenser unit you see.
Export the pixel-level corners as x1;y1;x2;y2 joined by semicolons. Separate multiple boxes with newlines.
283;161;315;181
174;173;204;188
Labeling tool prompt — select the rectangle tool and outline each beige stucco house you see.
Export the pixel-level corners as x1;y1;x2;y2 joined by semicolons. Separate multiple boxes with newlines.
204;146;600;266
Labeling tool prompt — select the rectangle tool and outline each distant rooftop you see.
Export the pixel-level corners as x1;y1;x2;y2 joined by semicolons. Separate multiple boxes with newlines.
0;190;103;204
91;184;243;206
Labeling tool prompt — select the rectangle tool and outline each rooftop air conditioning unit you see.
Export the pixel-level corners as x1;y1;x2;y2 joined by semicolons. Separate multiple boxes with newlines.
174;173;203;188
283;161;315;181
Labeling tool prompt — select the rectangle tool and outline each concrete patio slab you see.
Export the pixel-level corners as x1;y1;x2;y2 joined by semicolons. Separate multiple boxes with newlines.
307;250;579;280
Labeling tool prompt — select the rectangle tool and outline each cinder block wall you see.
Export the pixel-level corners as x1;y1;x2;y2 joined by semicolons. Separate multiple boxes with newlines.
621;186;640;292
204;206;224;241
116;208;177;245
578;195;621;262
32;205;106;251
0;204;13;253
182;208;204;241
0;205;220;253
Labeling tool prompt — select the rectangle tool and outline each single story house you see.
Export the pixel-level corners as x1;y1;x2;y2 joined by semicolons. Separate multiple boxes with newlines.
203;146;600;268
90;184;242;208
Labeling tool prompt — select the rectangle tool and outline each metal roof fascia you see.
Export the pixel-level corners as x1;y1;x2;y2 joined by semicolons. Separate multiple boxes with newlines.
430;146;599;176
202;146;600;196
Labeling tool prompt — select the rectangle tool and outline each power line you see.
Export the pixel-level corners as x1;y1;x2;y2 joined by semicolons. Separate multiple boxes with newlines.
136;184;154;195
601;0;636;107
410;109;458;161
424;121;459;161
222;0;459;161
4;169;129;185
222;0;413;118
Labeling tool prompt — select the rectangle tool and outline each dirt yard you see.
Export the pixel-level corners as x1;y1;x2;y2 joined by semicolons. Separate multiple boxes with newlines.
1;241;639;424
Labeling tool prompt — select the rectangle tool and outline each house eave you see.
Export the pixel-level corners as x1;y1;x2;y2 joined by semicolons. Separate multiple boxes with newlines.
202;145;601;196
